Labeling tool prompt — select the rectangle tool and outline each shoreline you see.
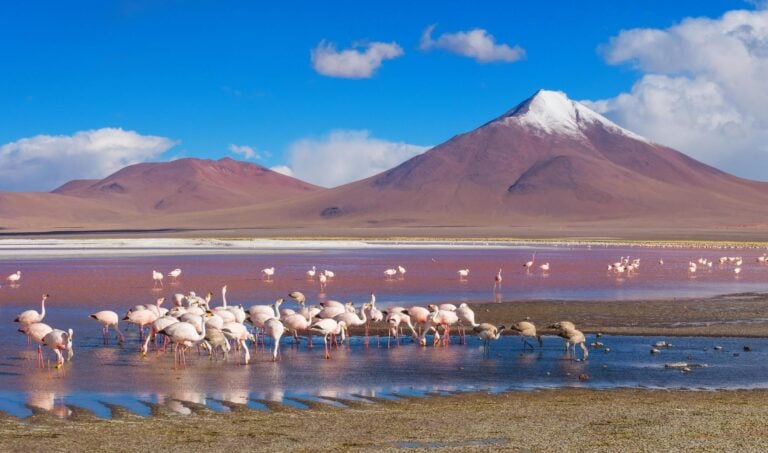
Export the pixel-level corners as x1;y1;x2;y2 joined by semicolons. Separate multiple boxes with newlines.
2;388;766;451
1;236;768;259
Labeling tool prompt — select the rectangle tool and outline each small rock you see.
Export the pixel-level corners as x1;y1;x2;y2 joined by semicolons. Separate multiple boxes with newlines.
578;373;589;381
714;346;723;351
744;345;753;352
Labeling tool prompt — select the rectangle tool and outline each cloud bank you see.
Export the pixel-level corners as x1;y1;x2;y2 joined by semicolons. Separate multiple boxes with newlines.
586;9;768;180
0;128;176;191
278;130;430;187
420;25;526;63
311;40;404;78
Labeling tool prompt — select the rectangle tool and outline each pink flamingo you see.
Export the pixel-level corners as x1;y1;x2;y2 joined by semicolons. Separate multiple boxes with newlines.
309;319;346;359
18;322;52;367
123;308;159;340
89;310;125;345
420;304;458;346
493;269;503;291
42;328;74;368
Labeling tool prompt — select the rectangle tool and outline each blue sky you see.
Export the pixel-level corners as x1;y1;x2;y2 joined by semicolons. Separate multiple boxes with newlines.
1;1;766;190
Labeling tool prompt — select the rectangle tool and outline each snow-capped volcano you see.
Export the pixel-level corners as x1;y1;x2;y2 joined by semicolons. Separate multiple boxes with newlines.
266;89;768;227
497;89;651;143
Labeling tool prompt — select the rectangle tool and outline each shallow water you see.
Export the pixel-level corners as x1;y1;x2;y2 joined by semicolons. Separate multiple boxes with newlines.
0;330;765;419
1;244;767;419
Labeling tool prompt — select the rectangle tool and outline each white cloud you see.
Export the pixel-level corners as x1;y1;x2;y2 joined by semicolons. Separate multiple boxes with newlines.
270;165;294;177
278;130;430;188
588;9;768;179
311;40;403;78
0;128;176;191
420;25;525;63
228;144;261;160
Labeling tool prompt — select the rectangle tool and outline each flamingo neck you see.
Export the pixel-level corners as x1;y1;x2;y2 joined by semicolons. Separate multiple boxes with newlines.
40;298;46;319
222;289;228;308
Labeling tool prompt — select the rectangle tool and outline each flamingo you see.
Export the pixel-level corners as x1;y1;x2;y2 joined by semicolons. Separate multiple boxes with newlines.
89;310;125;345
261;267;275;281
123;308;159;340
334;303;368;340
406;305;431;336
42;328;74;368
306;266;317;280
493;269;502;291
384;268;397;280
455;303;478;343
457;269;470;280
167;268;182;282
364;293;383;341
6;270;21;285
283;311;312;346
152;270;164;287
14;294;49;327
558;326;588;361
539;262;550;272
160;316;209;367
735;267;742;275
474;323;505;352
549;321;577;351
264;318;288;361
309;319;346;359
18;322;52;366
510;320;542;350
141;315;179;355
318;273;327;289
397;265;406;278
221;322;254;365
323;269;335;278
202;326;231;359
420;304;458;346
524;253;536;272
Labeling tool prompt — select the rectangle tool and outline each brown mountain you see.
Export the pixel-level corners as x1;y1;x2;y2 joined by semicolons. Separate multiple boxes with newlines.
53;157;321;213
253;89;768;231
4;90;768;239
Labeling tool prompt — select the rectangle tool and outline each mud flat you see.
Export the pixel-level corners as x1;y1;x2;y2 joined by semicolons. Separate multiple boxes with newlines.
1;389;766;452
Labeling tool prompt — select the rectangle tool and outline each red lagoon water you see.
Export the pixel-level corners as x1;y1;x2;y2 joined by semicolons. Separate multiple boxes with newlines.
1;244;767;311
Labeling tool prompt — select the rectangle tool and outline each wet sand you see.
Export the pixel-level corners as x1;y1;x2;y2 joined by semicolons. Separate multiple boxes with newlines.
1;389;766;452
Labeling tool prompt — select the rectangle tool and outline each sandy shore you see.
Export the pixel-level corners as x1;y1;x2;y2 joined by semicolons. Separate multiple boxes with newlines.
1;389;766;452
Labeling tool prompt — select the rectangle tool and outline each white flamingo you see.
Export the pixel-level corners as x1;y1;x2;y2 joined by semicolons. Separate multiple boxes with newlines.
6;270;21;285
167;268;182;282
524;253;536;272
384;268;397;280
261;267;275;281
152;270;164;287
309;319;346;359
457;269;470;280
14;294;49;327
306;266;317;280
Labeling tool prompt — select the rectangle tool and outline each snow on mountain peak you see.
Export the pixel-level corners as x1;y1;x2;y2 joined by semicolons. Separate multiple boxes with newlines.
499;89;652;144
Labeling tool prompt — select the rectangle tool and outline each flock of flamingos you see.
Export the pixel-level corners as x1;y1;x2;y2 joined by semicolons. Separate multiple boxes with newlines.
6;250;767;370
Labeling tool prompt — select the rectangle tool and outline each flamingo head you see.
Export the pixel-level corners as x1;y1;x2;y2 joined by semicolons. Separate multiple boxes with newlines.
427;304;438;312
